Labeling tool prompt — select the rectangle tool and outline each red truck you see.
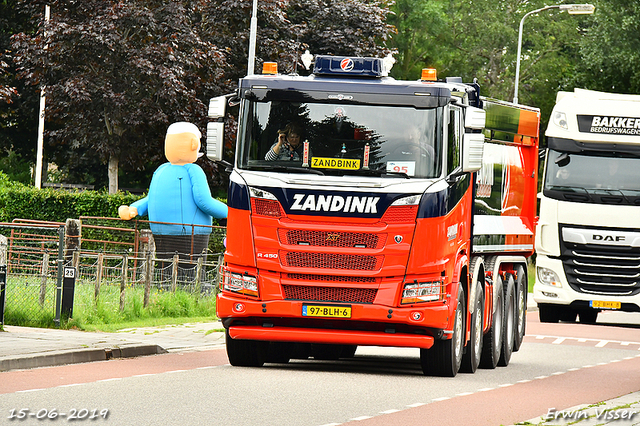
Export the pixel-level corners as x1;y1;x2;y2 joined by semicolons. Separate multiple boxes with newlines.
207;55;540;376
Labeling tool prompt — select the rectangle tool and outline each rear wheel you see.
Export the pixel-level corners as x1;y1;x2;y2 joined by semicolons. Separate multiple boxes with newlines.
498;274;516;367
480;274;503;369
461;280;484;373
421;286;466;377
225;329;268;367
513;265;527;352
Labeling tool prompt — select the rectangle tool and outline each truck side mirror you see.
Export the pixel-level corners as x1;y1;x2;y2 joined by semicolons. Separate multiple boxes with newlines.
465;106;486;130
462;133;485;173
206;96;227;162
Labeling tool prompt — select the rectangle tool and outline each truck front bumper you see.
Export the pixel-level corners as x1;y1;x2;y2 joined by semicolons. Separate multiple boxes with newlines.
217;292;452;349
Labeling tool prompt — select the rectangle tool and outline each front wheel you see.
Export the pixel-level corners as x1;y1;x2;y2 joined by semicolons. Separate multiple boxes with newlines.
225;329;268;367
421;286;466;377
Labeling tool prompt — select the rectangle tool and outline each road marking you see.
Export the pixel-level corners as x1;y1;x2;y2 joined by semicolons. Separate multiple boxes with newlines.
432;397;450;402
552;337;566;344
349;416;373;421
527;334;640;349
407;403;426;407
379;409;401;414
595;340;608;347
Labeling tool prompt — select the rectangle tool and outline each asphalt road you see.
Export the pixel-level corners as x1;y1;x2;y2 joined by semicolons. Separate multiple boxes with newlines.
1;310;639;426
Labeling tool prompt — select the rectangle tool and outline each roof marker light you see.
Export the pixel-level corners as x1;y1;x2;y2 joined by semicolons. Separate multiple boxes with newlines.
421;68;437;81
263;62;278;75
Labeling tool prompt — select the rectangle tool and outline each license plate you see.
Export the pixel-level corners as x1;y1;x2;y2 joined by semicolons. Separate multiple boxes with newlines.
302;304;351;318
590;300;621;310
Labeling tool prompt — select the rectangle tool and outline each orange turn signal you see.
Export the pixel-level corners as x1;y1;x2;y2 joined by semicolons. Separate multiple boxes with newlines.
421;68;437;81
263;62;278;75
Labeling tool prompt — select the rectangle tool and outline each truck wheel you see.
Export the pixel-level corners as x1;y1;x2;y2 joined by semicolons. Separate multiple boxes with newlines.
420;286;466;377
480;275;503;369
266;342;293;363
311;344;343;360
340;345;358;358
498;274;516;367
538;304;560;323
461;280;484;373
225;329;268;367
578;309;598;324
513;265;527;352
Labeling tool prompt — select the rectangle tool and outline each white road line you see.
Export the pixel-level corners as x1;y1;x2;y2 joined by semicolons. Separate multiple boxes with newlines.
595;340;609;348
432;397;450;402
16;388;45;393
407;403;426;408
552;337;566;344
349;416;373;421
379;409;401;414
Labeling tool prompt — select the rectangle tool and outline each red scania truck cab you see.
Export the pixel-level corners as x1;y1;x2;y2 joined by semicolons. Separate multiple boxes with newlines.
206;56;540;376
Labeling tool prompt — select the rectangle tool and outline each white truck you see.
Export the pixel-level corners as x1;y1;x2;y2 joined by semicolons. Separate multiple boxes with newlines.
534;88;640;323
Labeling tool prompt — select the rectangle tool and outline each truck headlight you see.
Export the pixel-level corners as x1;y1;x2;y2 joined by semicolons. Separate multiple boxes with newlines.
222;268;259;297
536;266;562;288
401;280;442;304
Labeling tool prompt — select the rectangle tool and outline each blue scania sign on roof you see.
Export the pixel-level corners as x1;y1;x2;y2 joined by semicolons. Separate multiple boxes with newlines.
313;55;383;77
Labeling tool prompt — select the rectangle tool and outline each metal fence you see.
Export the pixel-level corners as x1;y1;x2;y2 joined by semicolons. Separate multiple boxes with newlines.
0;219;225;327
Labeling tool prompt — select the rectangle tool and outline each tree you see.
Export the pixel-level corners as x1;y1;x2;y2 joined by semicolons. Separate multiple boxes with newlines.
387;0;448;80
12;0;229;193
571;0;640;94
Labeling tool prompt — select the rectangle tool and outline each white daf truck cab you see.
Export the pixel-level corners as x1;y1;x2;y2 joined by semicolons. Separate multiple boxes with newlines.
534;88;640;323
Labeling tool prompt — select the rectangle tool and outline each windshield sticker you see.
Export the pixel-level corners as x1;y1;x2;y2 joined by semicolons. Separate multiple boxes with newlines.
386;161;415;176
311;157;361;170
577;115;640;136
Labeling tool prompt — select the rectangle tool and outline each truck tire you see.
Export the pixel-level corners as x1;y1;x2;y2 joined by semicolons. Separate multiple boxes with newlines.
513;265;527;352
538;304;560;323
461;280;484;373
266;342;293;363
225;329;268;367
311;344;343;360
480;274;503;369
420;286;466;377
340;345;358;358
498;274;516;367
578;309;598;324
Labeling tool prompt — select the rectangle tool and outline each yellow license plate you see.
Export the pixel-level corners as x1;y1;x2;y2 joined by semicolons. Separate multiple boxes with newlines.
590;300;621;310
302;304;351;318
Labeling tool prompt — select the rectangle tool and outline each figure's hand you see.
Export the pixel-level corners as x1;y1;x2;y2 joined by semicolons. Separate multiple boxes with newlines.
118;205;138;220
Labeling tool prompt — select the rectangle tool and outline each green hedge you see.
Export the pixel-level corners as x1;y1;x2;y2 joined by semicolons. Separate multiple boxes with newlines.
0;172;226;226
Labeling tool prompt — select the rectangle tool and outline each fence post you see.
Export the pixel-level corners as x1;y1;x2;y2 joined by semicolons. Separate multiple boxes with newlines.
0;234;6;267
120;254;127;311
54;225;65;326
195;256;203;294
64;219;81;263
0;265;6;327
95;252;103;303
40;252;49;306
143;250;152;308
171;254;179;292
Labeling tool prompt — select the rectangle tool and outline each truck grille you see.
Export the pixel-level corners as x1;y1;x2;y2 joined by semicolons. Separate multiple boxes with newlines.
281;251;384;271
286;273;376;284
278;229;385;249
282;284;377;304
561;230;640;296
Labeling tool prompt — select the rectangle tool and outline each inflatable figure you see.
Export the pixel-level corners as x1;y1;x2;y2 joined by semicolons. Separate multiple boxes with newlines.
119;122;227;263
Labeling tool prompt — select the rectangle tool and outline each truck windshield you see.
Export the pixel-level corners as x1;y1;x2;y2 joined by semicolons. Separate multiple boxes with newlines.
544;149;640;204
237;100;443;178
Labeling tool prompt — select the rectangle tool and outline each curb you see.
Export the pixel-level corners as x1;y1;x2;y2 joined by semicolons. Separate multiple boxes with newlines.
0;344;167;372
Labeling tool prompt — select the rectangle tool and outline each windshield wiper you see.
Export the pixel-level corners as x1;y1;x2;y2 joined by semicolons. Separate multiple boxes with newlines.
359;166;410;179
246;165;325;175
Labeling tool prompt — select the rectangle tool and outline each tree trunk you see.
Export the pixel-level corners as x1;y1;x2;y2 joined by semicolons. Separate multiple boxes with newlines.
108;154;119;194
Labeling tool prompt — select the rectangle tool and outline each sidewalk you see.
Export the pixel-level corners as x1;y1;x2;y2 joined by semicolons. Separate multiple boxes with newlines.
0;321;226;372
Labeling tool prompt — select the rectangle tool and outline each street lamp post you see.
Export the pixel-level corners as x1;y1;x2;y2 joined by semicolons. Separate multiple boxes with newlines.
513;3;595;104
247;0;258;75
